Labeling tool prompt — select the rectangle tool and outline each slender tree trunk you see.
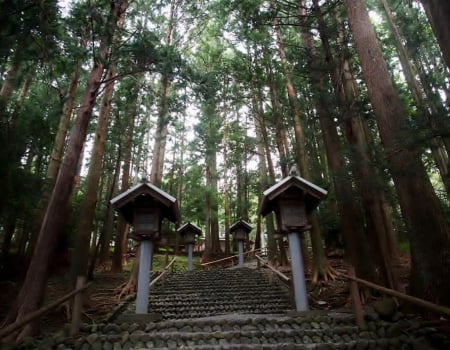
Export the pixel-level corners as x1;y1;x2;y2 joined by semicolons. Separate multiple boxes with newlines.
253;91;278;265
300;1;371;282
208;145;221;253
15;73;33;109
252;72;288;266
420;0;450;70
150;74;171;185
149;0;179;185
0;50;21;103
4;1;129;340
70;63;118;285
345;0;450;305
380;0;450;196
223;121;231;255
272;5;333;281
311;0;400;289
174;115;186;256
100;149;121;264
266;74;289;178
112;106;136;273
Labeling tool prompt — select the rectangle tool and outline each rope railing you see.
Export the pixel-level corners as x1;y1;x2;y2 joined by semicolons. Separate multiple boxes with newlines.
200;249;261;268
0;279;93;340
338;266;450;322
252;255;450;327
150;257;177;287
254;254;291;283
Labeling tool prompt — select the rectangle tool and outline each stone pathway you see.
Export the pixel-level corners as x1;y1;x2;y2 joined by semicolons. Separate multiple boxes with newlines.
15;267;450;349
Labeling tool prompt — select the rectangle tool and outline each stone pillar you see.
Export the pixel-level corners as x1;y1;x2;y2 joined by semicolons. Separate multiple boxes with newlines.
288;232;308;311
136;240;153;313
188;243;194;271
238;241;244;267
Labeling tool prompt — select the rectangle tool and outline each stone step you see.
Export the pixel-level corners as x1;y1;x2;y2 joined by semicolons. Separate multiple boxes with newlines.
134;339;406;350
151;286;288;294
150;297;291;305
40;313;426;350
154;280;281;291
141;267;294;320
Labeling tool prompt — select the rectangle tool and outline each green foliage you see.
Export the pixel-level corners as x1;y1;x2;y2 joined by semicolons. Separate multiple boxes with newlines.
0;0;61;61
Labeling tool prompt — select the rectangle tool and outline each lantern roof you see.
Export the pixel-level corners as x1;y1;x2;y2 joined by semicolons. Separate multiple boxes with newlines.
230;219;253;233
111;182;181;224
259;175;327;217
177;222;202;236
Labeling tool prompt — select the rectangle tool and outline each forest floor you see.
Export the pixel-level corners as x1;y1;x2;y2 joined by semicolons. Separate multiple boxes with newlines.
1;251;449;340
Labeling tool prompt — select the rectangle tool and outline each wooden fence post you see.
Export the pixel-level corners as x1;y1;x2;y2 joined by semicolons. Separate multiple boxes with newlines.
70;276;86;336
348;265;365;327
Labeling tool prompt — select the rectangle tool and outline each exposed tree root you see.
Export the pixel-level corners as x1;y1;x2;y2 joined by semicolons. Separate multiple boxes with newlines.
117;279;137;300
311;260;338;285
57;300;72;321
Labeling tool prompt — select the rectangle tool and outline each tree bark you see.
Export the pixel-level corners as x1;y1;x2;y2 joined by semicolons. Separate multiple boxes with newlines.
345;0;450;305
99;149;121;264
70;63;118;285
111;99;136;273
300;1;371;282
380;0;450;197
420;0;450;70
4;1;129;341
272;4;333;281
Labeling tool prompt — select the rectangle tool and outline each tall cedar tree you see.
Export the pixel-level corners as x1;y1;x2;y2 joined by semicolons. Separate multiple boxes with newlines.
344;0;450;305
420;0;450;70
4;1;129;341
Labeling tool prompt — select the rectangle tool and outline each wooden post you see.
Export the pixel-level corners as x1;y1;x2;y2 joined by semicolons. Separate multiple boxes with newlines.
348;265;365;327
70;276;86;336
0;282;92;340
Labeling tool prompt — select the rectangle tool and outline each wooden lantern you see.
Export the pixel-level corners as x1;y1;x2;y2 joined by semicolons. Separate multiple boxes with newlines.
177;222;202;245
111;181;180;241
230;219;252;241
259;175;327;234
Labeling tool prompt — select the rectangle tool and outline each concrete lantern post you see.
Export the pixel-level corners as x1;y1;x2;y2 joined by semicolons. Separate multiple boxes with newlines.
177;222;202;271
111;180;180;314
259;175;327;311
230;219;252;267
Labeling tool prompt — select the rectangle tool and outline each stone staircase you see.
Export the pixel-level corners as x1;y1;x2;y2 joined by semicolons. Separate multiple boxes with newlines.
142;267;293;320
20;266;449;349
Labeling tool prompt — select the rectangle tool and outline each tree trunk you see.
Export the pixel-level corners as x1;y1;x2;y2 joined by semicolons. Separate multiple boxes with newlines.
380;0;450;197
253;91;279;265
311;0;400;289
99;149;122;264
252;71;288;266
112;103;136;273
149;0;179;185
300;1;371;282
272;5;333;282
70;64;118;285
420;0;450;70
0;50;22;103
207;144;221;253
223;121;231;255
4;2;129;341
149;74;171;185
266;74;289;178
345;0;450;305
47;49;84;182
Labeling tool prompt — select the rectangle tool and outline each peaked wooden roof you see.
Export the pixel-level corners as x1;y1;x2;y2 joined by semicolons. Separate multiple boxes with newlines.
259;175;327;216
177;222;202;235
230;219;253;233
111;182;180;224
